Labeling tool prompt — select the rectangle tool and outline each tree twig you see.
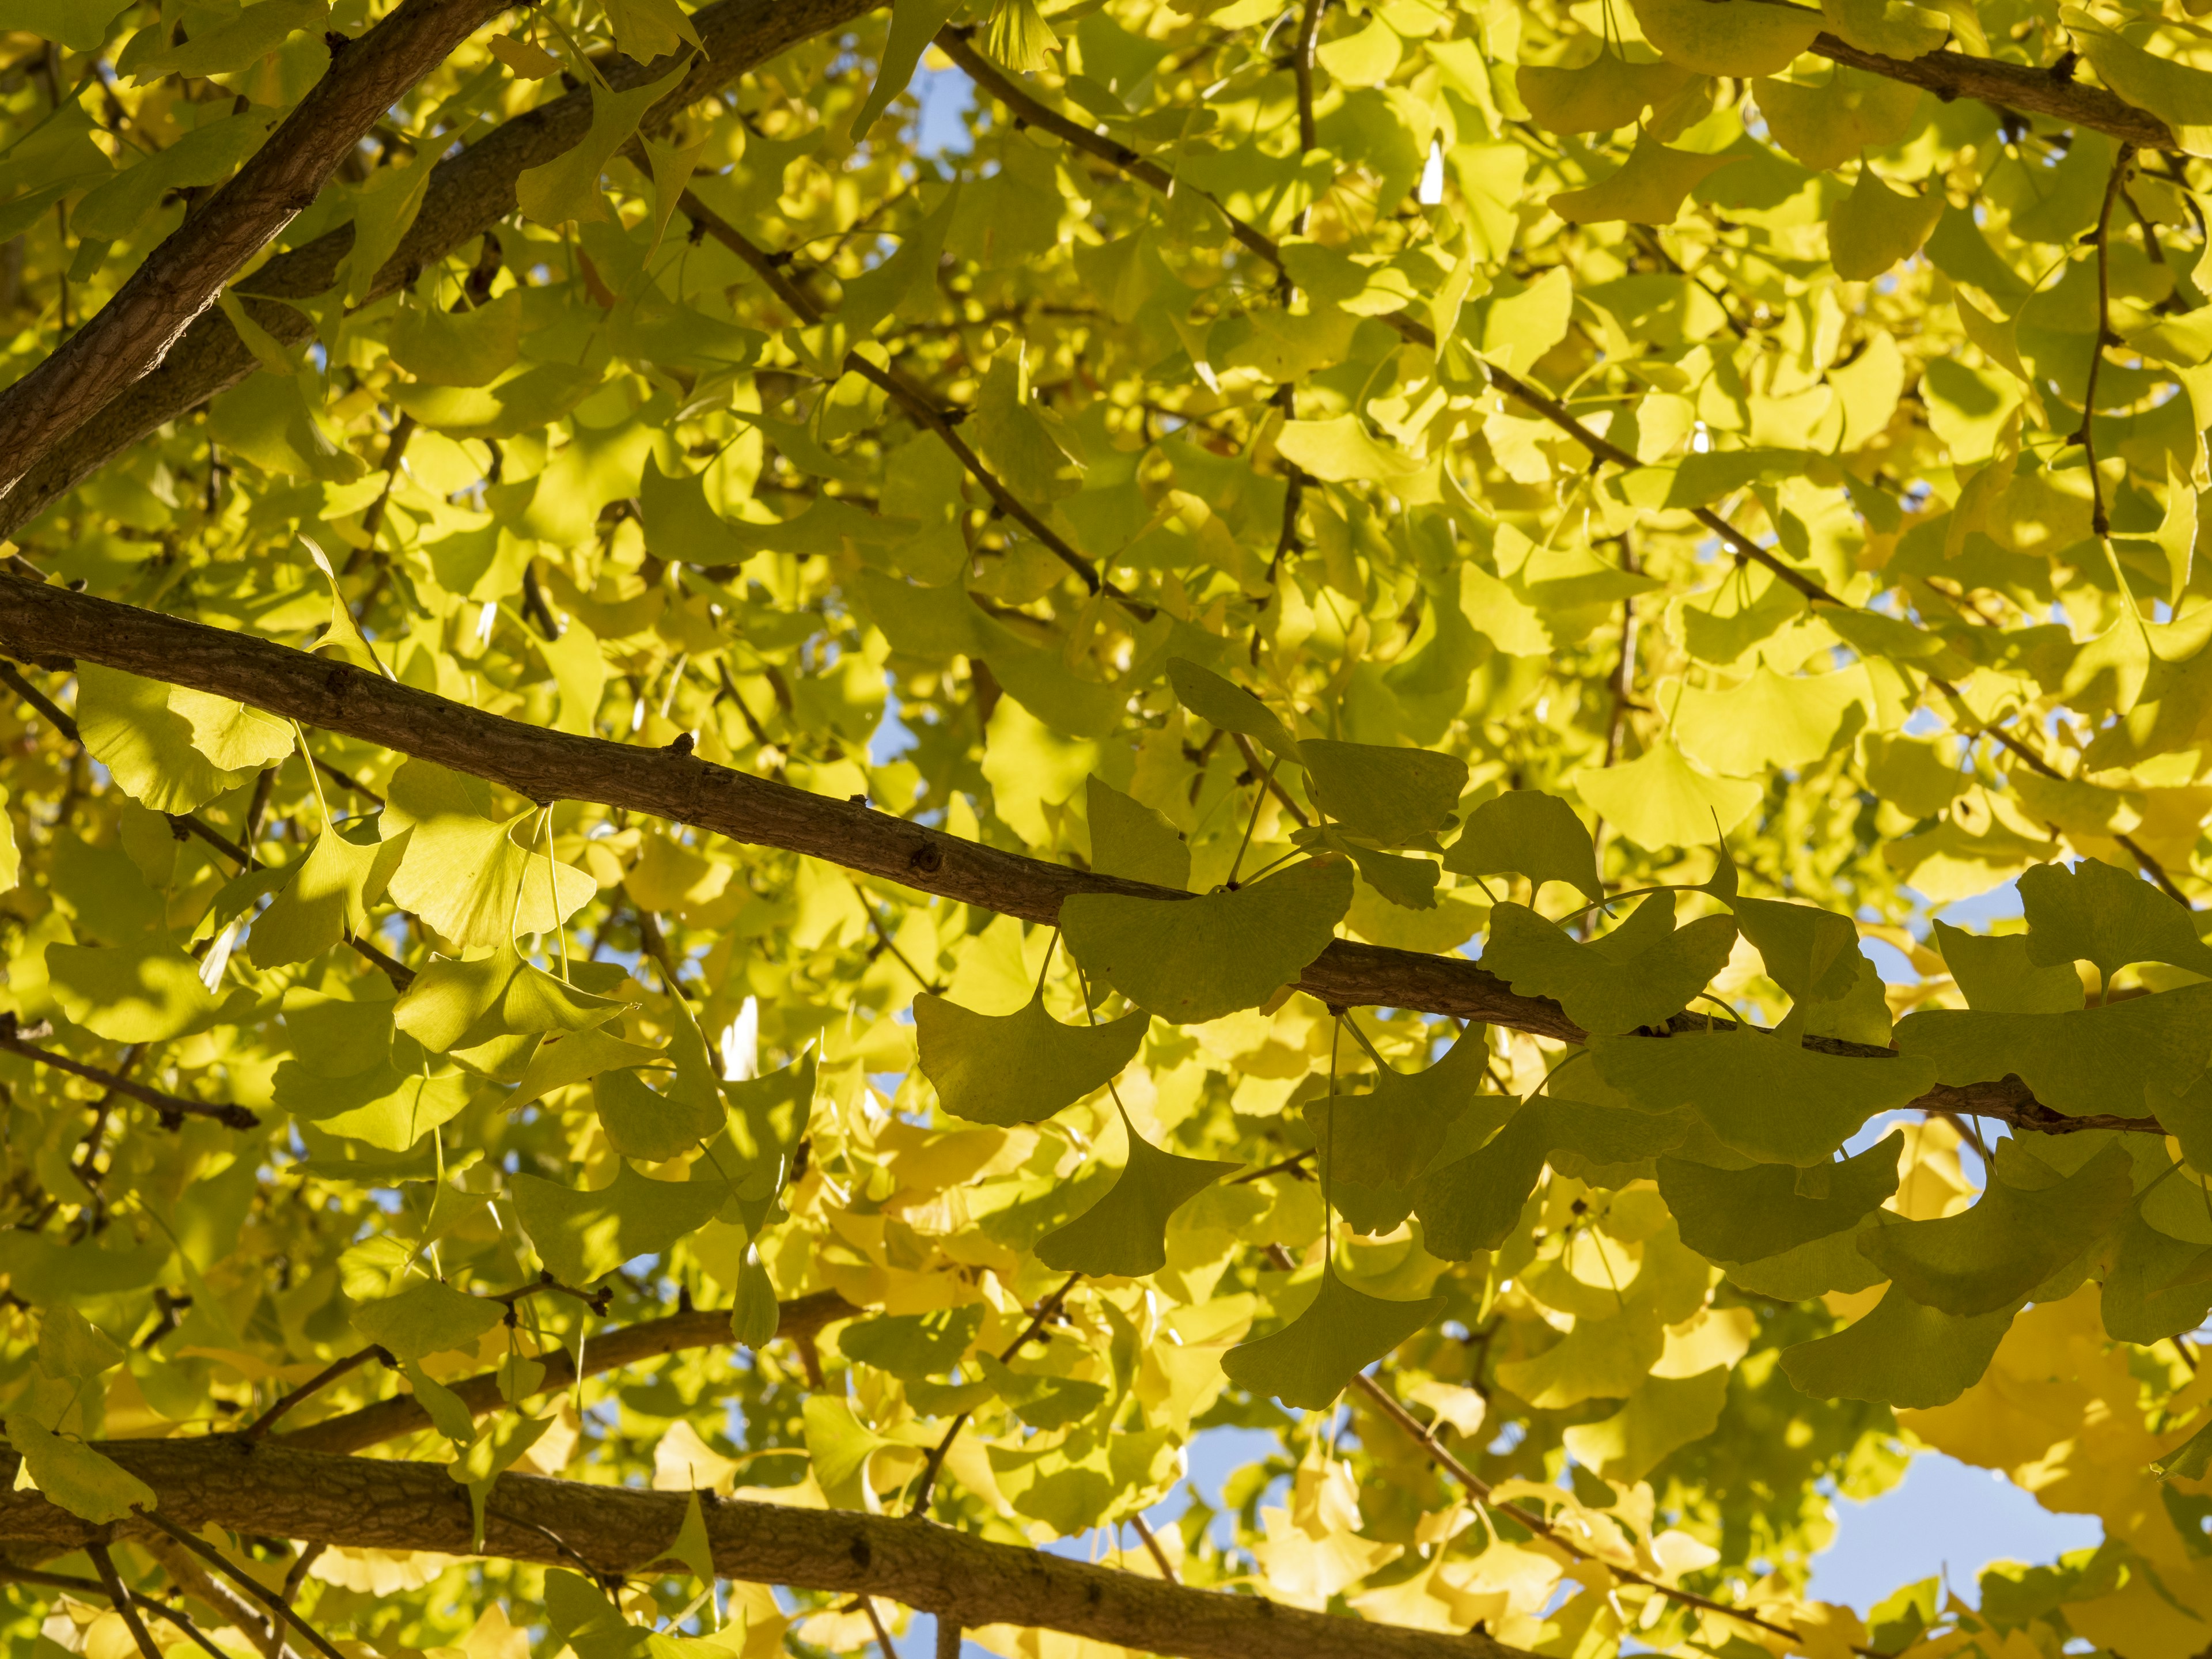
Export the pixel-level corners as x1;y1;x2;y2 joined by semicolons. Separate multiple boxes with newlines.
137;1510;351;1659
0;1565;232;1659
85;1542;165;1659
0;1016;259;1130
907;1272;1081;1516
241;1346;390;1441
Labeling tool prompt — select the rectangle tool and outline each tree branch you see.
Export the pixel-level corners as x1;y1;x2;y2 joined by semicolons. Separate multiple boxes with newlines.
0;574;2131;1138
1809;32;2174;149
0;0;517;510
0;0;878;540
0;1016;260;1130
0;1442;1531;1659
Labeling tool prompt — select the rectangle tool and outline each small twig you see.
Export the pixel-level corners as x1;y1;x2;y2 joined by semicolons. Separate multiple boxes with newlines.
908;1273;1081;1516
1229;732;1309;828
276;1541;327;1614
0;1017;258;1129
857;1597;900;1659
1232;1149;1313;1185
241;1345;388;1441
86;1543;164;1659
2075;143;2137;540
2;1563;233;1659
138;1510;351;1659
1130;1513;1177;1582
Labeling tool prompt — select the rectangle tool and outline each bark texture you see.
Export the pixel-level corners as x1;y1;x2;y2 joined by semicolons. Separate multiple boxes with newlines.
0;1442;1528;1659
0;0;874;539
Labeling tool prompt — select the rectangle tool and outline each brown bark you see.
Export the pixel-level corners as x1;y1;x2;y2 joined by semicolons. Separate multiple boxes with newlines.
0;575;2109;1142
0;1441;1529;1659
0;0;875;540
0;0;516;511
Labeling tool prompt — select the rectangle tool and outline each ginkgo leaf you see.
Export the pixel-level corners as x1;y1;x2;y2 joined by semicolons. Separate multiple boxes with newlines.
1828;165;1945;282
1658;1130;1902;1263
1629;0;1824;74
512;1162;730;1285
840;1304;985;1380
1335;840;1441;910
1573;743;1762;851
1495;1303;1667;1409
1086;775;1188;891
282;1063;472;1152
394;944;630;1054
1675;663;1871;778
1300;740;1468;846
1550;134;1738;226
1730;896;1865;1008
2;1416;157;1524
1894;984;2212;1118
1780;1287;2019;1408
1857;1141;2133;1315
1516;51;1692;135
1562;1365;1730;1482
724;1052;815;1234
976;1353;1109;1430
1164;657;1297;757
1722;1225;1889;1300
1443;789;1603;902
1755;67;1919;173
1414;1104;1554;1259
1930;919;2083;1013
2102;1205;2212;1343
1821;0;1949;56
1275;415;1428;485
596;1065;724;1162
1221;1266;1443;1410
46;937;219;1042
1308;1028;1501;1234
915;989;1147;1125
2018;857;2212;984
516;63;688;225
509;1025;669;1112
351;1278;505;1362
1592;1024;1938;1165
75;663;266;815
249;820;411;968
1059;857;1353;1024
382;761;596;950
1482;895;1736;1036
1036;1109;1238;1277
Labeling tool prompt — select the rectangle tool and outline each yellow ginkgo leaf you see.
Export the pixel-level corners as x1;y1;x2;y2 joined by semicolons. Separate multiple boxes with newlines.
1550;134;1738;226
1629;0;1823;75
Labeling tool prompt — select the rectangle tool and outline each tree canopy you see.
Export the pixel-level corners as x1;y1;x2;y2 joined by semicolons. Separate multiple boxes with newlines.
5;0;2212;1656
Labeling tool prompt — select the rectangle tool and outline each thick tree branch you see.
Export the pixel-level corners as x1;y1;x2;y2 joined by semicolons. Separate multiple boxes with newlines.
279;1290;856;1454
1810;32;2175;149
0;0;876;540
0;1442;1529;1659
0;0;516;510
0;575;2137;1140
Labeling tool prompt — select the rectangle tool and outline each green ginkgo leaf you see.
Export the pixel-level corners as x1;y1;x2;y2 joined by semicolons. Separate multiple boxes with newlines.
1516;50;1692;136
976;1353;1109;1430
1036;1108;1240;1276
394;944;630;1054
1300;740;1468;846
509;1025;669;1111
1658;1130;1902;1264
1549;133;1737;226
1628;0;1824;74
1086;775;1188;891
1931;919;2083;1013
46;937;218;1043
724;1052;816;1233
382;761;597;950
840;1305;986;1380
1722;1225;1889;1300
1483;895;1736;1036
1164;657;1298;758
1730;896;1865;1009
351;1277;505;1362
1572;742;1762;852
1779;1286;2020;1409
1592;1023;1937;1165
75;662;270;815
1414;1103;1554;1259
515;63;688;226
915;989;1147;1125
1893;983;2212;1118
1856;1141;2133;1316
1310;1025;1494;1198
511;1161;730;1285
1335;840;1441;910
249;819;411;968
1221;1265;1442;1410
2;1415;157;1524
2102;1205;2212;1344
596;1065;724;1162
2018;857;2212;985
1059;857;1353;1025
1443;789;1603;903
279;1062;472;1152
